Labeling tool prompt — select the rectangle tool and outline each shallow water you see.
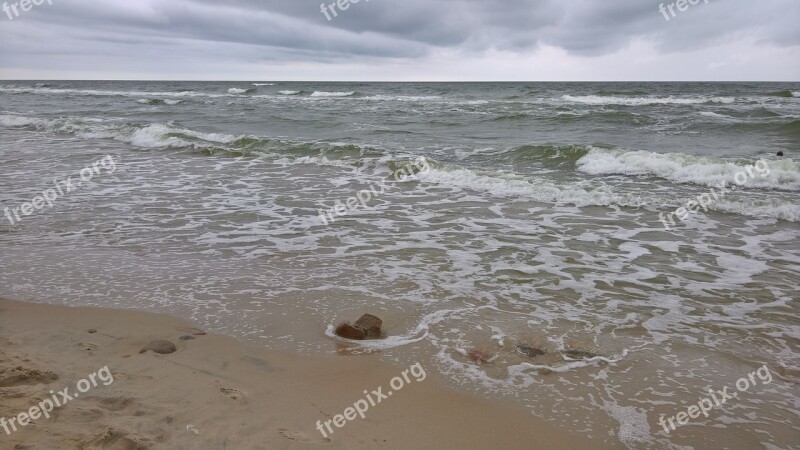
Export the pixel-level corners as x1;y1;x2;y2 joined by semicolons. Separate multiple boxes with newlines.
1;81;799;448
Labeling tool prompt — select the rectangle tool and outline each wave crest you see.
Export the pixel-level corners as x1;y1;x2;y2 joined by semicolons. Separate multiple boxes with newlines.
562;95;736;106
576;147;800;191
310;91;355;97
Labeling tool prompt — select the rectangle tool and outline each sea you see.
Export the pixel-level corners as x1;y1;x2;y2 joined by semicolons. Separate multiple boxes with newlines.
1;81;798;449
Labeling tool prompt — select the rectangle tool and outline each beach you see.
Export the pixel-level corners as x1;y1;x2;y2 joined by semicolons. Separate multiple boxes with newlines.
0;298;600;449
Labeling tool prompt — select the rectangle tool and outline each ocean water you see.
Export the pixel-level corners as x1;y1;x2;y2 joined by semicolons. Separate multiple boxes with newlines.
1;81;798;448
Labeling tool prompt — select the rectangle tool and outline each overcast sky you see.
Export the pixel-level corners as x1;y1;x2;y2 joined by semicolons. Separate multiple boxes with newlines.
1;0;798;81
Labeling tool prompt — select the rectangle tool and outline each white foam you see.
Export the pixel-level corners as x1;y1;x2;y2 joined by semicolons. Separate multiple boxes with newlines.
576;147;800;191
0;86;223;99
310;91;355;97
252;83;275;86
602;402;652;446
129;124;192;148
415;164;647;207
0;114;240;150
698;111;735;119
323;306;493;351
711;197;800;221
0;114;35;126
509;349;629;374
362;95;442;102
278;90;301;95
227;88;250;94
562;95;735;106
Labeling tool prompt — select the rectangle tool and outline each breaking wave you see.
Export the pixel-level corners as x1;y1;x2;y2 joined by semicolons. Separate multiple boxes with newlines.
561;95;736;106
310;91;356;97
576;147;800;191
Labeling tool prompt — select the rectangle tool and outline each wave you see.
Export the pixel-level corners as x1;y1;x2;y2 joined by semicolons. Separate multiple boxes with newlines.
710;197;800;222
228;88;256;94
491;113;533;121
777;119;800;138
489;145;592;165
561;95;736;106
310;91;356;97
701;119;800;139
3;112;796;221
252;83;275;86
549;110;655;125
278;90;302;95
0;113;382;160
0;86;225;99
361;95;442;102
720;107;782;119
0;113;242;150
594;90;651;96
414;159;799;221
575;147;800;191
767;90;795;98
415;162;648;208
137;98;183;106
697;111;734;120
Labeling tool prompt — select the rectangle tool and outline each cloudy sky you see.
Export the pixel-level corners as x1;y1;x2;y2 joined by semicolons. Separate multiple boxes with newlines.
1;0;798;80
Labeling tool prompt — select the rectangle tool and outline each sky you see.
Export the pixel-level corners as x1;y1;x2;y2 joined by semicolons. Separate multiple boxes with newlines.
0;0;799;81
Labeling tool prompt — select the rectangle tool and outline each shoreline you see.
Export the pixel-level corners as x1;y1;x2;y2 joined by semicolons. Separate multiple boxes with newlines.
0;298;605;449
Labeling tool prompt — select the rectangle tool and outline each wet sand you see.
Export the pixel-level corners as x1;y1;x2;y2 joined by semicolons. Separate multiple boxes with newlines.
0;298;603;449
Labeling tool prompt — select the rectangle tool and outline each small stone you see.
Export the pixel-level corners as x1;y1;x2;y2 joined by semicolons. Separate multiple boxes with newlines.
88;329;98;334
179;335;196;341
514;344;545;358
353;314;383;339
335;322;366;340
140;340;177;355
467;349;493;364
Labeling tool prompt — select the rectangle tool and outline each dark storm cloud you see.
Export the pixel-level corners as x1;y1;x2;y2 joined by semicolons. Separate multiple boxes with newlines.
0;0;798;79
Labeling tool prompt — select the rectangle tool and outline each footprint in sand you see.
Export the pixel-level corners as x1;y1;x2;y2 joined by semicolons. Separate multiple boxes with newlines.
0;363;58;387
279;429;330;444
83;428;151;450
217;385;248;405
79;342;99;355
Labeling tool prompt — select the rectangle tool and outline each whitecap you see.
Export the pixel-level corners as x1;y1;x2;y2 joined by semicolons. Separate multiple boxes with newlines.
310;91;355;97
562;95;735;106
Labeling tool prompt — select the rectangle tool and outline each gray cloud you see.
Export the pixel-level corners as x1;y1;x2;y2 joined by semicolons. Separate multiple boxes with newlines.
0;0;798;79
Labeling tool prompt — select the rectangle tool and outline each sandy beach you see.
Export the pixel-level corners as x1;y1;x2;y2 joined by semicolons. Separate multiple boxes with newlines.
0;298;601;449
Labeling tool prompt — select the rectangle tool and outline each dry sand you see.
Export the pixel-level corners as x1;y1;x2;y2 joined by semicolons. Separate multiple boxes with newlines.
0;298;602;449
